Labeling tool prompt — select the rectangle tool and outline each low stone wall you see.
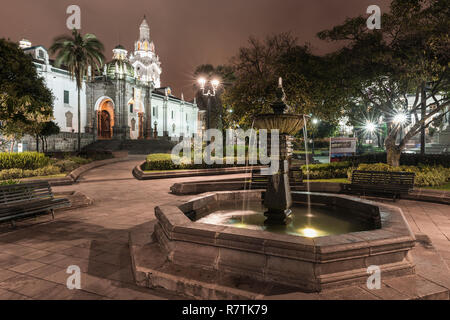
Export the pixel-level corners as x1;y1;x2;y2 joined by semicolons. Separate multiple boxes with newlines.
20;132;95;152
133;161;265;180
20;156;129;186
147;190;415;295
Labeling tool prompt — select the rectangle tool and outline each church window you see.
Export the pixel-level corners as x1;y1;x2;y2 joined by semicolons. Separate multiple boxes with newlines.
171;111;174;119
129;104;133;113
131;118;136;131
186;114;188;122
65;111;73;128
172;123;176;133
38;50;44;59
153;107;156;117
64;90;69;104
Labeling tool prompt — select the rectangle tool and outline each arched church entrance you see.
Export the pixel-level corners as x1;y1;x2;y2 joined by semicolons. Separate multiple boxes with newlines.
97;99;115;139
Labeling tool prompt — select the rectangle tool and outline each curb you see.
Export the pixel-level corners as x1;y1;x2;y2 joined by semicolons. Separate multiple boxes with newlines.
20;156;130;186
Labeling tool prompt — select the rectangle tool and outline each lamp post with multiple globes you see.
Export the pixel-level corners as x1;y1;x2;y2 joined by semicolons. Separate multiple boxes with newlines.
197;77;220;130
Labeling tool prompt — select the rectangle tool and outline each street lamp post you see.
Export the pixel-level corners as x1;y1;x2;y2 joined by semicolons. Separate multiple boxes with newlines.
311;118;319;158
197;78;220;130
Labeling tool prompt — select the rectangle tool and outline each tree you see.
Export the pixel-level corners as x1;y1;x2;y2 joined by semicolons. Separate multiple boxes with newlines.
0;38;54;152
222;33;344;129
50;29;104;152
222;33;298;128
39;121;60;152
318;0;449;166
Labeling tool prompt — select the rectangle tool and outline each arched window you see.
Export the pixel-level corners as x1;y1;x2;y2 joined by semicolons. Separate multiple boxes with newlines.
172;123;176;133
131;118;136;131
65;111;73;128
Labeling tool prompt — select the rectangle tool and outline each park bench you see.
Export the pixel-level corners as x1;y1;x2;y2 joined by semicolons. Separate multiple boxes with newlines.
0;181;70;227
250;167;303;190
344;170;415;201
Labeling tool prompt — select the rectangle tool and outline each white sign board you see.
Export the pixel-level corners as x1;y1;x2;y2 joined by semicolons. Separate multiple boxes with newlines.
329;137;357;162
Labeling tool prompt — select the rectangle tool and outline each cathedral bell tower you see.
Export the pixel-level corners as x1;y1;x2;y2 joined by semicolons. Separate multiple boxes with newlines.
130;16;162;87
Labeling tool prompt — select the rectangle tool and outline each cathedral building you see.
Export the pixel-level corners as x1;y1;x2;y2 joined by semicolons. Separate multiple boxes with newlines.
20;17;199;151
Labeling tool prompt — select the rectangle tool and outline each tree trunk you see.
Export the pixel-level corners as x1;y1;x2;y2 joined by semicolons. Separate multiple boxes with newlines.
77;88;81;153
420;84;426;155
385;136;402;167
36;136;39;152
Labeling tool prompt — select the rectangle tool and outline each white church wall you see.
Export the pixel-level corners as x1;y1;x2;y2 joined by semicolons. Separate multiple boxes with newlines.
33;61;87;134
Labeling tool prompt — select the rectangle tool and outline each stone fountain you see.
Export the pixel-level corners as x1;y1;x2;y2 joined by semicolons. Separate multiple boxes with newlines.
129;78;416;299
254;78;306;225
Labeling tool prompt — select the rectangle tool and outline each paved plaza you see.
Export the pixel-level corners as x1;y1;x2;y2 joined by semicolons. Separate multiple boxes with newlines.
0;157;448;300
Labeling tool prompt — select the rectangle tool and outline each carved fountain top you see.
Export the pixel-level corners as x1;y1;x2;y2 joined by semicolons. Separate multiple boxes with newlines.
254;77;306;135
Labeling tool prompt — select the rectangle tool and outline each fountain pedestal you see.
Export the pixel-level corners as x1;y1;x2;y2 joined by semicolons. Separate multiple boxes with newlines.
264;159;292;224
254;78;305;226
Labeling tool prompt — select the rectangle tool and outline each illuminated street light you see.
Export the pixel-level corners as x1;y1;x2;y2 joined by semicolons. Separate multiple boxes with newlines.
393;112;407;125
365;121;376;133
211;79;220;90
197;77;221;130
312;118;319;125
197;77;206;89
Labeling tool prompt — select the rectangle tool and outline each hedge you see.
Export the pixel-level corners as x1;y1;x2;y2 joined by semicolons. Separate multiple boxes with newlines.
0;152;50;170
301;161;354;179
341;153;450;167
0;165;62;180
350;163;450;187
144;153;250;171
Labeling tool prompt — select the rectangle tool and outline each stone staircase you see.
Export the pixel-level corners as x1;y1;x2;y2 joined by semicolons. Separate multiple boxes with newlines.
83;139;177;155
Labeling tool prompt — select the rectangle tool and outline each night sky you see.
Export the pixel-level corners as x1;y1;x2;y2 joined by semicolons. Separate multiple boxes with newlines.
0;0;391;99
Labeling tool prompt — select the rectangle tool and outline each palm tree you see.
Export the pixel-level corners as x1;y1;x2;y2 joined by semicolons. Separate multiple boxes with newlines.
50;29;105;152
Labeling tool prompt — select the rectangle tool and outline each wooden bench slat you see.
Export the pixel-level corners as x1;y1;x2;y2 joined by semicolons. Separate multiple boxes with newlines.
346;170;415;201
0;181;70;225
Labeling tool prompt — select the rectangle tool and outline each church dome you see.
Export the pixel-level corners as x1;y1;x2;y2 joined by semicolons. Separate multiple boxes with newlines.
106;59;135;79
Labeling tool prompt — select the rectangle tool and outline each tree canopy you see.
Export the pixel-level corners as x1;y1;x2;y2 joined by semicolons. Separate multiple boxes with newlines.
318;0;449;165
0;38;54;148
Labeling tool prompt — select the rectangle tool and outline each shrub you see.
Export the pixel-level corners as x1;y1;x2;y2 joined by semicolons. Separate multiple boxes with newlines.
52;159;80;173
0;165;61;180
0;152;50;170
349;163;450;187
301;161;354;179
0;179;20;186
341;153;450;167
144;153;249;171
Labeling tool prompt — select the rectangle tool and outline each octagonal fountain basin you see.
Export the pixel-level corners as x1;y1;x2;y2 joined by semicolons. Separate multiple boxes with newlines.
154;190;416;292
